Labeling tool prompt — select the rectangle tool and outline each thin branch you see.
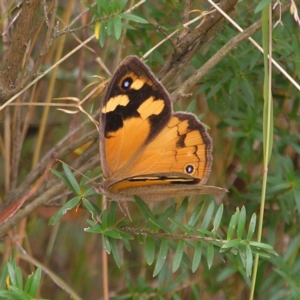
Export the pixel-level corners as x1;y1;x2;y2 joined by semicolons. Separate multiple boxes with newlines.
122;226;226;244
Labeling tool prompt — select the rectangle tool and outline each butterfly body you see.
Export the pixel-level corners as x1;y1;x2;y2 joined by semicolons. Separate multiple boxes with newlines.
99;56;226;202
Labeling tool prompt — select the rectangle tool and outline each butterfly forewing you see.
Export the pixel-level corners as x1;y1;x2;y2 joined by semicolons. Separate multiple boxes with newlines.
100;56;172;179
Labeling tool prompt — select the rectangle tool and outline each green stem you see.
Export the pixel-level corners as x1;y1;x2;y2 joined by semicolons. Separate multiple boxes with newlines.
249;4;273;299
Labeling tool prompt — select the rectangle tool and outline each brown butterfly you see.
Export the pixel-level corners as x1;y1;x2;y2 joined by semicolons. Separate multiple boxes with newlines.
98;56;226;202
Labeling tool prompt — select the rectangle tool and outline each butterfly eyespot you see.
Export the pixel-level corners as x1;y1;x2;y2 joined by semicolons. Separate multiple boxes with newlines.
121;77;133;89
185;164;195;175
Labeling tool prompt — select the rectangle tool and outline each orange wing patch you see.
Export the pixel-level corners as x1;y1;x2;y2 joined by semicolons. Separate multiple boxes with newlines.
104;117;151;177
103;96;167;178
102;95;129;113
137;97;165;119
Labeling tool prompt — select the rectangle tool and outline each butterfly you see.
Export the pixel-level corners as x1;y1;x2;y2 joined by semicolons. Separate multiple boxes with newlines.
98;56;226;202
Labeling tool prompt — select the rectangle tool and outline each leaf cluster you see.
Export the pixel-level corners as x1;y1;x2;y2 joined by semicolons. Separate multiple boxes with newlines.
83;0;148;46
0;259;44;300
51;166;276;278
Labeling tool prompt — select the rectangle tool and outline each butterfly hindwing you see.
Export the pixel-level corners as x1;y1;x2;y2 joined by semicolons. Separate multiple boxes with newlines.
108;112;212;192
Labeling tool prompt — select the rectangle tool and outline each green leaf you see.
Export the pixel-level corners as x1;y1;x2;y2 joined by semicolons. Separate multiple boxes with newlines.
84;223;102;233
82;198;101;221
7;262;17;287
99;21;107;47
267;182;291;194
170;198;188;231
119;13;148;23
24;268;41;297
158;203;177;224
192;241;202;273
148;218;173;235
213;204;223;232
145;235;155;265
62;163;81;195
255;0;273;13
48;196;81;225
237;206;246;239
15;267;23;289
134;196;156;220
206;80;223;99
169;218;191;235
221;239;241;250
188;202;204;227
101;210;108;230
201;201;215;230
107;17;114;36
82;1;99;16
117;218;129;228
282;156;295;181
110;238;121;268
216;265;238;282
250;241;275;250
3;286;31;300
0;261;9;288
97;1;110;14
113;15;122;39
227;208;240;240
0;291;16;298
51;169;69;187
137;233;144;244
108;201;117;227
207;242;214;269
186;100;196;113
247;213;257;241
103;235;111;253
135;196;171;233
121;237;131;252
116;0;128;11
294;188;300;213
172;239;185;273
192;229;212;241
82;187;98;197
153;238;169;277
238;245;247;269
240;76;254;107
206;70;233;99
251;248;275;257
119;231;134;240
104;229;122;239
245;245;253;276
